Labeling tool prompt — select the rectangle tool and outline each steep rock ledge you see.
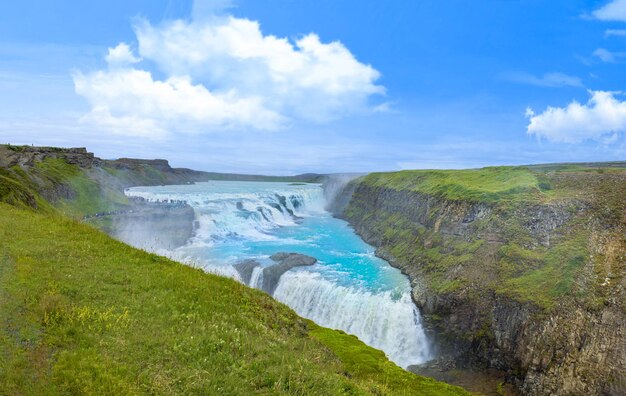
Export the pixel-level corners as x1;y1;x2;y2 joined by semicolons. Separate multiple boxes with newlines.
0;145;97;168
338;170;625;395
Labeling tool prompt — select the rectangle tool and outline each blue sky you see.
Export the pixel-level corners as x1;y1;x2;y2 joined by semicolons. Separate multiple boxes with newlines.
1;0;625;174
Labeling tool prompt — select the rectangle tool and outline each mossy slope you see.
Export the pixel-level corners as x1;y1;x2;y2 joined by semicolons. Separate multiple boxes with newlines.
0;157;127;217
0;203;467;395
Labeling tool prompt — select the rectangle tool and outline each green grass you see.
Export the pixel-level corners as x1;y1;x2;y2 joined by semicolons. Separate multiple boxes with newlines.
362;166;541;203
0;174;40;209
309;327;467;395
33;159;129;217
346;164;626;311
0;203;468;395
0;158;129;218
5;144;26;152
500;232;589;309
0;169;54;212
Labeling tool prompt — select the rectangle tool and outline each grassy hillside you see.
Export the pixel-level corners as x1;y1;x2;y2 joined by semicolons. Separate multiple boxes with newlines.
362;166;540;203
0;204;467;395
0;148;467;395
0;158;128;217
361;162;626;204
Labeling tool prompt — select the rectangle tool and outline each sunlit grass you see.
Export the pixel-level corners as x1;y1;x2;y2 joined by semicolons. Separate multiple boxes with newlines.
363;166;540;203
0;203;468;395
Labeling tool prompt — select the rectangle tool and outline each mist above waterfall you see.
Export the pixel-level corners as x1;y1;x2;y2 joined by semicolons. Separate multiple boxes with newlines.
321;173;363;214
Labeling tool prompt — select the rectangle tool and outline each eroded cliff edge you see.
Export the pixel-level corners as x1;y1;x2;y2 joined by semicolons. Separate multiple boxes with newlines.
336;164;626;395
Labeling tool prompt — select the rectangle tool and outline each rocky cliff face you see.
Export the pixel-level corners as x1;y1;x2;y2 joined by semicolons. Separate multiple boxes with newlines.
0;145;97;168
338;168;625;395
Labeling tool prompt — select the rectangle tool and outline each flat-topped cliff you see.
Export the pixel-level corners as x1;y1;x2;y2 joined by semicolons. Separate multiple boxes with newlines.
0;145;97;168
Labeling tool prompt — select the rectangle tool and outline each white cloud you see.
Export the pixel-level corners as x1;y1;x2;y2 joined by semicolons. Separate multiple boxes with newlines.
592;47;626;62
605;28;626;37
526;90;626;143
73;68;286;134
79;106;166;139
593;48;615;62
499;71;583;88
593;0;626;22
134;16;384;122
74;12;384;138
105;43;140;66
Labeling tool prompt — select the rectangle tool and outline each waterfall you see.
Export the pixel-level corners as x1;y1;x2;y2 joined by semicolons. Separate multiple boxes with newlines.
124;181;432;369
272;271;430;368
126;182;326;245
249;265;264;289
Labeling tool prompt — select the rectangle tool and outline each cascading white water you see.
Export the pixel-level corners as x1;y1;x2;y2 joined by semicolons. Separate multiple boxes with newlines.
272;271;430;368
124;181;432;368
249;265;264;289
127;183;326;245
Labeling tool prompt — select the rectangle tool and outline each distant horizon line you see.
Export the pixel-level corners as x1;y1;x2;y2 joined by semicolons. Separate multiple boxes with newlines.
3;143;625;177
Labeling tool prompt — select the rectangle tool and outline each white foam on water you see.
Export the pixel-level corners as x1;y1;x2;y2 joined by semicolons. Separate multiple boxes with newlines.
124;181;432;369
126;183;326;247
273;271;431;368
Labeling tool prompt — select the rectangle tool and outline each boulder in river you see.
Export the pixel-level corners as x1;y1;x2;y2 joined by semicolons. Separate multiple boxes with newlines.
233;252;317;295
234;259;261;285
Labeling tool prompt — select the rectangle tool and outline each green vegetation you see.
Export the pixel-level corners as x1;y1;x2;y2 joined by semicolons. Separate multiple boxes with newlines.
0;157;129;217
0;173;45;210
0;149;467;394
0;203;467;395
5;144;27;152
101;163;169;188
498;232;589;309
309;327;466;394
362;166;541;203
33;159;129;217
347;164;626;311
0;165;56;212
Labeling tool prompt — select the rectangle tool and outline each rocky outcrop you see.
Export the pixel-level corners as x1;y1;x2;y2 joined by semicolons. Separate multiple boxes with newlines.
337;172;626;395
262;253;316;294
0;145;97;168
234;260;263;285
234;253;317;294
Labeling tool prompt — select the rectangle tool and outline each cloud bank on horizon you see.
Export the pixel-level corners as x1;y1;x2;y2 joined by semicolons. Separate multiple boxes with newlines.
73;4;384;139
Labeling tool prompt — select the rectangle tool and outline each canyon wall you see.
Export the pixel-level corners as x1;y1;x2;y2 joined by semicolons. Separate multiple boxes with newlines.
338;167;625;395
